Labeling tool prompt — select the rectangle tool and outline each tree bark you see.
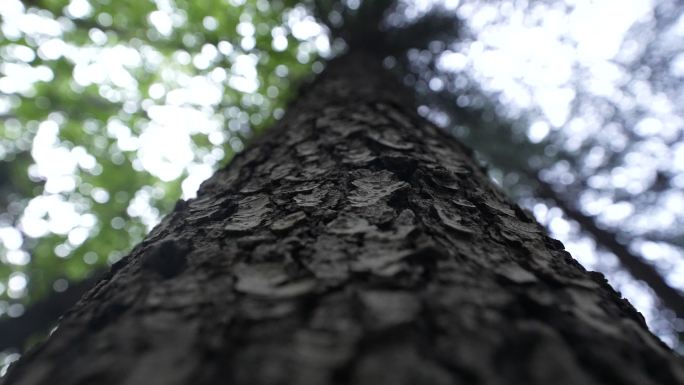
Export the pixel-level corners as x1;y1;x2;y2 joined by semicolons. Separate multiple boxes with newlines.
3;52;684;385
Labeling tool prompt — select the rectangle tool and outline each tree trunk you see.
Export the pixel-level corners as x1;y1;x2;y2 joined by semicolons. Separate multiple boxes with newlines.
3;52;684;385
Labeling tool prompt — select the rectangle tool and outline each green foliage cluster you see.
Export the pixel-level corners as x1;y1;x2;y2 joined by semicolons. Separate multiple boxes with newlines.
0;0;324;308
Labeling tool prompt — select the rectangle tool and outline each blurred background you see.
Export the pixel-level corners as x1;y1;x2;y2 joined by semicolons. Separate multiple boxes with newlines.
0;0;683;371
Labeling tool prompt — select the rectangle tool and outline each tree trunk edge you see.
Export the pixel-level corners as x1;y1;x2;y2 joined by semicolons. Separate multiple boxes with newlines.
3;51;684;385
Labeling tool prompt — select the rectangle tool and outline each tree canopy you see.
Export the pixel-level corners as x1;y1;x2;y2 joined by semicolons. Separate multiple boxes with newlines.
1;0;683;370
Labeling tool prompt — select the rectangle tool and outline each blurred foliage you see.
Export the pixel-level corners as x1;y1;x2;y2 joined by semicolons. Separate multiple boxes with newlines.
0;0;329;310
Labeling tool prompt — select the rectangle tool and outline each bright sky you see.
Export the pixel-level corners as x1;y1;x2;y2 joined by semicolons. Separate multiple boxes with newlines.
427;0;684;346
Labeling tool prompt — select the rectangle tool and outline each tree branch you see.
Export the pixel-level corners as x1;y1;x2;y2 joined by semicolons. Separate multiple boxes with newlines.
530;171;684;319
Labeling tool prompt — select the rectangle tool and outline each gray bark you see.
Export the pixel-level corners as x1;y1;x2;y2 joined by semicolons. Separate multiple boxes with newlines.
3;52;684;385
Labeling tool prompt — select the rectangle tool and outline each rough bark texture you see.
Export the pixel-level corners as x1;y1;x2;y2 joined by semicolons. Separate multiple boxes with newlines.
4;53;684;385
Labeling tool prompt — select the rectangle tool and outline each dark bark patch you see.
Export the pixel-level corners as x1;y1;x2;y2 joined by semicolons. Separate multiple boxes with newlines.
495;263;538;284
186;195;237;223
368;209;418;241
142;238;189;279
292;329;355;368
234;263;316;298
173;198;188;212
296;141;319;157
351;244;412;275
376;154;418;182
224;194;271;233
326;214;377;235
500;216;542;235
294;187;328;208
483;199;516;217
351;345;453;385
350;108;391;126
452;198;477;208
427;166;463;191
309;235;351;281
274;181;320;195
433;203;475;235
341;146;377;165
376;102;414;130
358;290;421;329
349;170;409;207
269;163;295;180
88;302;130;332
270;211;307;232
236;233;277;250
366;129;414;150
239;179;268;194
329;122;366;137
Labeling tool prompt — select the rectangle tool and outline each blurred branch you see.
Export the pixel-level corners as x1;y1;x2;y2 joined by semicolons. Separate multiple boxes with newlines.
529;170;684;319
18;0;41;7
0;271;103;352
644;234;684;251
421;68;684;319
382;11;461;55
